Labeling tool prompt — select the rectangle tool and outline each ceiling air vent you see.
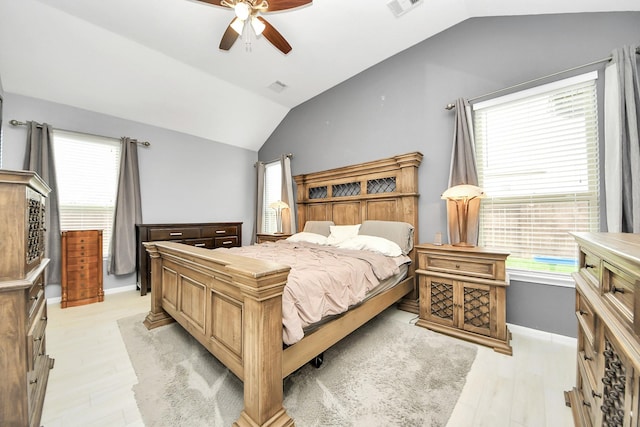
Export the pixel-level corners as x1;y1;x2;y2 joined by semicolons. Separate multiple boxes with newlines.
387;0;422;17
268;81;287;93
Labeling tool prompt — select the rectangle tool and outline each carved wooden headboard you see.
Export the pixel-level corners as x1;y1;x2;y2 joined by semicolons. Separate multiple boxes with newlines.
293;152;423;311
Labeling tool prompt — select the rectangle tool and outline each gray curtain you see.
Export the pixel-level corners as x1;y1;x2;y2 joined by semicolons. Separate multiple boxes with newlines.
604;45;640;233
280;154;296;235
447;98;480;245
23;121;61;285
253;161;265;243
108;138;142;275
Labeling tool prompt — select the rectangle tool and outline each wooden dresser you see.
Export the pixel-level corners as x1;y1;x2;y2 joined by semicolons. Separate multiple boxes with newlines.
61;229;103;308
415;243;512;355
0;169;54;427
565;232;640;427
136;222;242;295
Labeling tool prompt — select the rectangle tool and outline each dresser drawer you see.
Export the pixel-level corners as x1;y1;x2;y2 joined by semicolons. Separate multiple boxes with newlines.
64;256;100;269
580;248;601;289
27;276;45;320
576;361;597;427
215;236;239;248
65;243;100;258
202;225;239;238
183;238;215;249
67;286;99;301
421;253;498;280
603;261;639;328
576;291;596;344
27;300;47;372
149;227;200;240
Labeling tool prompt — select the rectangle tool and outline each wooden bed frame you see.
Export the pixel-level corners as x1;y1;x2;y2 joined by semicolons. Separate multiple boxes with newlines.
143;152;422;426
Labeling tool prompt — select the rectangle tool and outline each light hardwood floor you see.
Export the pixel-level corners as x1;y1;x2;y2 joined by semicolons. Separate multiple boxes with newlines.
41;290;576;426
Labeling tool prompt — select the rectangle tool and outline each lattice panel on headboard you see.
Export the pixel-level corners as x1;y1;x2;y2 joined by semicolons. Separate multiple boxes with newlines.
309;186;328;199
332;182;361;197
367;177;396;194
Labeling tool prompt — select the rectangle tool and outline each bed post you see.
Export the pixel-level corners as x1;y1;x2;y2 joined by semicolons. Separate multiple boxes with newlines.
229;264;294;427
143;243;175;330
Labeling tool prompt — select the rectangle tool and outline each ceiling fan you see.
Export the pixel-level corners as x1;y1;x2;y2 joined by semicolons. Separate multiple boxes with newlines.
197;0;312;54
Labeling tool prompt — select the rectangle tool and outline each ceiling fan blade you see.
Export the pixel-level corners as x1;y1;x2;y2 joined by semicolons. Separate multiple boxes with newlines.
219;20;240;50
256;16;292;54
264;0;312;12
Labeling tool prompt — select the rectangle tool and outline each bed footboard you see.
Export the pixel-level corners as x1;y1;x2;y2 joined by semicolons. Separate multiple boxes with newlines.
143;241;293;427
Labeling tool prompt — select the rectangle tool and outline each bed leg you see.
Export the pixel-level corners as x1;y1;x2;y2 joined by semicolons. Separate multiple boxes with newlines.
311;353;324;369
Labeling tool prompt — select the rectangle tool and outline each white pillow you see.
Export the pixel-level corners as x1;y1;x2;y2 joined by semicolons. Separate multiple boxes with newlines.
286;232;328;245
327;224;361;245
335;235;403;257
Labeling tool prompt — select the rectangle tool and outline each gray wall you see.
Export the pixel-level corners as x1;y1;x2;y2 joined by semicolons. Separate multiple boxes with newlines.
2;93;257;298
259;12;640;337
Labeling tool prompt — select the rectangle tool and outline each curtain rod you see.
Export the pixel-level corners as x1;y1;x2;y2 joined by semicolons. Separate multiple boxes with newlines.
254;153;294;167
8;119;151;146
444;54;623;110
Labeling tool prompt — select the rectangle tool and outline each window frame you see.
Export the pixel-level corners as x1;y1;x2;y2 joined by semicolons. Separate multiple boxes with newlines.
473;71;601;285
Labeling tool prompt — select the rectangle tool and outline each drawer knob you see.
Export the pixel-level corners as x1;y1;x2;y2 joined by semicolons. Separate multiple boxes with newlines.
223;241;233;245
216;230;226;234
34;336;42;342
585;264;596;269
579;310;588;316
29;378;38;385
455;264;460;269
612;286;625;294
41;316;48;321
592;390;602;399
584;354;593;361
582;400;591;407
30;295;38;301
169;232;183;236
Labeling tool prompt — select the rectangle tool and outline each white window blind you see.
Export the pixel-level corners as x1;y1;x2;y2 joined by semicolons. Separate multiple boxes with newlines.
53;130;121;256
473;72;600;275
262;161;282;233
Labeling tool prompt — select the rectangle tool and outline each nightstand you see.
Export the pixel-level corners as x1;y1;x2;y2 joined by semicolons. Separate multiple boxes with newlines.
256;233;292;244
415;243;512;355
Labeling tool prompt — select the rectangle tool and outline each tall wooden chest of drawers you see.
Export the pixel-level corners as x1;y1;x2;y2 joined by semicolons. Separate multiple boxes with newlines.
565;232;640;427
61;229;104;308
0;169;54;427
136;222;242;295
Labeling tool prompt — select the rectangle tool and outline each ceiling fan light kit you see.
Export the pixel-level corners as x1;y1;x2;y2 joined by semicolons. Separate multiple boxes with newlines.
198;0;312;54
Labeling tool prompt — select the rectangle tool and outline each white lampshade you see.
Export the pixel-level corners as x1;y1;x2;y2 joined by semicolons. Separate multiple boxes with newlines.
441;184;485;200
230;17;245;35
269;200;289;210
251;16;265;36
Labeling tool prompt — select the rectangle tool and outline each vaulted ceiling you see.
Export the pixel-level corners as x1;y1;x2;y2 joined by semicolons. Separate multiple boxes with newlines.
1;0;638;150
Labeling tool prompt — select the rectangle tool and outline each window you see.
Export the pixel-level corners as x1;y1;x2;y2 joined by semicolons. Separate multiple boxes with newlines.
53;130;121;256
473;72;600;276
262;161;282;233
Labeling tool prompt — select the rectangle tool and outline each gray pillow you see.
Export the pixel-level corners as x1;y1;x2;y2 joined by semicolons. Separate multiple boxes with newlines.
358;220;414;255
302;221;336;237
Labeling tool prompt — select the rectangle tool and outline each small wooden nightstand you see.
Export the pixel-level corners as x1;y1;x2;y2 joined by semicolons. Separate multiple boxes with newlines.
415;243;512;355
256;233;292;244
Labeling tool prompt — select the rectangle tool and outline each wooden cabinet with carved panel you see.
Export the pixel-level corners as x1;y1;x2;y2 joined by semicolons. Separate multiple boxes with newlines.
415;243;512;355
61;229;103;308
0;169;54;427
565;232;640;427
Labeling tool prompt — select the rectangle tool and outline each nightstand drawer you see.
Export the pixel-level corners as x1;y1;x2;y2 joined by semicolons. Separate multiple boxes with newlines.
149;227;200;240
576;290;596;344
421;253;499;280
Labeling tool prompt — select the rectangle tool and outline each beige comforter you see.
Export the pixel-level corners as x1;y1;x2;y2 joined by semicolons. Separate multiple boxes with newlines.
218;241;410;344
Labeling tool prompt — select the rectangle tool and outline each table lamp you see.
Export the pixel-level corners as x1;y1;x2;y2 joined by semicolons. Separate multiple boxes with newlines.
441;184;485;246
269;200;289;234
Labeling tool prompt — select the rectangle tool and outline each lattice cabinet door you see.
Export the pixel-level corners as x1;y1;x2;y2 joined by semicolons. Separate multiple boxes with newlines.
420;275;455;328
459;281;493;337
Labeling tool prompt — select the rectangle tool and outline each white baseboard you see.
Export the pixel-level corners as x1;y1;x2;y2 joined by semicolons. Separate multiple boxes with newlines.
508;323;577;346
47;284;138;305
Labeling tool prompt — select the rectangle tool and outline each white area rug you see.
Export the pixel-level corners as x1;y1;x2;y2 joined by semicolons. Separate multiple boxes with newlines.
118;308;476;427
